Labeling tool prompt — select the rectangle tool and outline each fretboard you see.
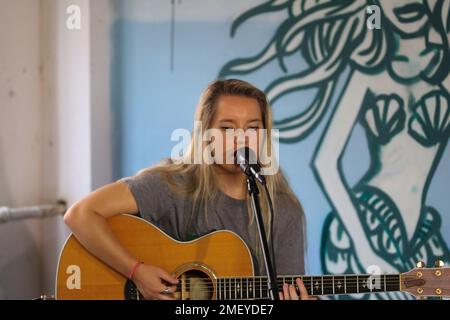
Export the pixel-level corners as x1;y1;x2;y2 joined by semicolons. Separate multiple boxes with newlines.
216;274;400;300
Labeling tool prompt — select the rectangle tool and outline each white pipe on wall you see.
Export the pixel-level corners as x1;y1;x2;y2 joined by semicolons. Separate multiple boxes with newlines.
0;201;66;223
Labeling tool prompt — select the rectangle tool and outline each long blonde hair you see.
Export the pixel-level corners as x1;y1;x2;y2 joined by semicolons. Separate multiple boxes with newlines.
138;79;304;255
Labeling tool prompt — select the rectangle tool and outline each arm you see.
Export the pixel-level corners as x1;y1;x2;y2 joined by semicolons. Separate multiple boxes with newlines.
64;181;178;299
312;70;396;273
63;181;140;277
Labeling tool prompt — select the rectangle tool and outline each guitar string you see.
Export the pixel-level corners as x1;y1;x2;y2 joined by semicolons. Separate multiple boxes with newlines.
174;282;399;290
138;280;402;299
166;278;401;288
160;277;401;289
152;280;402;293
168;276;401;287
147;282;402;299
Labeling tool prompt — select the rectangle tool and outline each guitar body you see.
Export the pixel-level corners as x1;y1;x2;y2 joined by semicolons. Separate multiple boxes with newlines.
56;214;450;300
56;214;254;300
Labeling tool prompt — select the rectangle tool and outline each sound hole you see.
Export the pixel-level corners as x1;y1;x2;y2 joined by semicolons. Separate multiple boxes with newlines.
178;269;213;300
124;270;214;300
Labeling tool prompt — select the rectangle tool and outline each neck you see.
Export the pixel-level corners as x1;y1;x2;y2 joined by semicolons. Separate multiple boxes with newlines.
215;273;401;300
213;165;248;200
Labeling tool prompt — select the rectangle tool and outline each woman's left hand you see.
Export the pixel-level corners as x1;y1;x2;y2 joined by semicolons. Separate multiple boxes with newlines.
279;278;318;300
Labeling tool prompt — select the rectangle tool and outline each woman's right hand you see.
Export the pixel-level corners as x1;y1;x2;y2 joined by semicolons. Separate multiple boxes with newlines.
132;264;179;300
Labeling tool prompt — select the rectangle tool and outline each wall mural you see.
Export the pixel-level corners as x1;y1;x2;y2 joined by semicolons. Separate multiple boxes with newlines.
219;0;450;299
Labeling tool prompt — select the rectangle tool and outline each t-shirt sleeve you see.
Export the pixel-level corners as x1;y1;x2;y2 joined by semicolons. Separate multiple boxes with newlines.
118;171;176;226
273;194;306;276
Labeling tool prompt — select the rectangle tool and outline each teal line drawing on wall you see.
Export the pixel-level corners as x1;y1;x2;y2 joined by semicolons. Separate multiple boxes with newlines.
219;0;450;299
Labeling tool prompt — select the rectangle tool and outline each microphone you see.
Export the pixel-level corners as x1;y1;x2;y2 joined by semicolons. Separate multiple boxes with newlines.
234;147;266;185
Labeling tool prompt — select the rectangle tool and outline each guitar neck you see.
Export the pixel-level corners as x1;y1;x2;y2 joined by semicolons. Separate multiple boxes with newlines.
216;274;401;299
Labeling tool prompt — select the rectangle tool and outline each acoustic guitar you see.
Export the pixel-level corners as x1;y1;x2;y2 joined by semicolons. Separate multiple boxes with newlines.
56;214;449;300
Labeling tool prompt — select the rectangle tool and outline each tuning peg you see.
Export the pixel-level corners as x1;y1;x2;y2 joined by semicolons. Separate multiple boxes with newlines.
416;261;425;268
434;259;444;268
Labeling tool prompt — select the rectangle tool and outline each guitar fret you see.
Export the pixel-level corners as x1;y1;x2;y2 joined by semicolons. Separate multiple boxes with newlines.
240;277;242;299
259;278;263;299
301;276;311;296
360;274;369;293
251;277;254;299
237;278;240;300
333;275;345;295
310;276;314;295
223;278;226;300
246;278;248;299
384;274;386;292
322;276;333;295
218;278;221;300
344;275;347;294
232;278;235;300
332;275;335;295
346;275;358;294
226;278;229;300
386;274;400;292
321;276;324;295
356;275;359;294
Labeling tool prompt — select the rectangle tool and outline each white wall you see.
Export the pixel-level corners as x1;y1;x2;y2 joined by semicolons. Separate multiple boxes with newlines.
0;0;44;300
40;0;93;297
0;0;112;299
40;0;113;295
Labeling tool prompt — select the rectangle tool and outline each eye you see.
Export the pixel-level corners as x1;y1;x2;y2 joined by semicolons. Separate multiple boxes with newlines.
220;126;233;131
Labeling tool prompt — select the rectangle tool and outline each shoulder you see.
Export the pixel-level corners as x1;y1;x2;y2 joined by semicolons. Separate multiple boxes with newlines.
120;169;166;187
119;164;193;199
119;168;176;199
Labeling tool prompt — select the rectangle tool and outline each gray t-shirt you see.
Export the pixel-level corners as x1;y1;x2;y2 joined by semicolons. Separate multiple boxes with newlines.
120;170;305;276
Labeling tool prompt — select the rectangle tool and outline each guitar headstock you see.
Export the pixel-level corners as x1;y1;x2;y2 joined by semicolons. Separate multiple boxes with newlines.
401;260;450;299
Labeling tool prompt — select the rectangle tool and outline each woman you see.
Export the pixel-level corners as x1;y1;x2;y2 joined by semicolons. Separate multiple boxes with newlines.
64;79;311;300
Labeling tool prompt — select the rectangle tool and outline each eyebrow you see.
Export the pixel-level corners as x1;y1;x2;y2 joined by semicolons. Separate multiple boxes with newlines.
219;119;262;123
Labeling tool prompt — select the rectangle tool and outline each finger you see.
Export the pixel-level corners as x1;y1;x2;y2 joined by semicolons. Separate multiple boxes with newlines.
289;284;299;300
296;278;309;300
283;283;290;300
309;295;319;300
159;270;179;285
279;291;284;300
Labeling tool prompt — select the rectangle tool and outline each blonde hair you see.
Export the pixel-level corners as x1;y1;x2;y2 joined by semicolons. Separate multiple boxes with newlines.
138;79;304;259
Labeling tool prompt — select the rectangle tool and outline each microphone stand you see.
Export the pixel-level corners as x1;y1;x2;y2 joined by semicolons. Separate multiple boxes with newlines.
246;175;279;300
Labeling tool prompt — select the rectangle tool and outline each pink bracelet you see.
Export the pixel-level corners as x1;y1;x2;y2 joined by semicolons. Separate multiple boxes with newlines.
128;261;143;280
